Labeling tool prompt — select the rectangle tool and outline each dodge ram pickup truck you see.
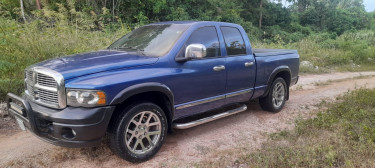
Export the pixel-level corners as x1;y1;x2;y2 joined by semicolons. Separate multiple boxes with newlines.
7;21;299;162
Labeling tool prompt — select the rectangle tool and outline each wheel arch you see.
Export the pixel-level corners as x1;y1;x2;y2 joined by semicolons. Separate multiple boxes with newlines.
110;82;174;132
262;66;291;100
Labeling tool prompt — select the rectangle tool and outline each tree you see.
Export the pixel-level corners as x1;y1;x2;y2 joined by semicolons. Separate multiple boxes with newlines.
263;2;291;27
36;0;41;9
259;0;264;28
286;0;313;12
19;0;26;22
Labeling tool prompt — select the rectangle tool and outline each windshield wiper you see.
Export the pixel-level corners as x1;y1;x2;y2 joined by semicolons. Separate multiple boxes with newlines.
136;49;146;56
111;46;147;56
115;46;137;51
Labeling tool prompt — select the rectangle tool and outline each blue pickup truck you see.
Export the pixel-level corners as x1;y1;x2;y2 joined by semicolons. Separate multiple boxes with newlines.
7;21;299;162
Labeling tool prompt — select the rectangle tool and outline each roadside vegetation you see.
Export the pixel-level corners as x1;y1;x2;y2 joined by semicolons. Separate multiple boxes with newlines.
0;0;374;101
0;16;128;101
196;88;375;167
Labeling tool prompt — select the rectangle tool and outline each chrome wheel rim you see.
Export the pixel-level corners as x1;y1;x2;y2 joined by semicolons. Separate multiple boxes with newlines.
125;111;161;154
272;82;285;108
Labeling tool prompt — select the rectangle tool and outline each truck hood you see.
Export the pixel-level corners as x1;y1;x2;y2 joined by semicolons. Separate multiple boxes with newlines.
34;50;159;80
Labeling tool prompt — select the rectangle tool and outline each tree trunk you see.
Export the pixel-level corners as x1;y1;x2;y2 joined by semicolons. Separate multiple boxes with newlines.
112;0;115;21
259;0;263;29
20;0;26;22
36;0;41;9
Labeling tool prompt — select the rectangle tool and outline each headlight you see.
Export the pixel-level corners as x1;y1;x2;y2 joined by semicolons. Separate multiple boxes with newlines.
66;89;106;107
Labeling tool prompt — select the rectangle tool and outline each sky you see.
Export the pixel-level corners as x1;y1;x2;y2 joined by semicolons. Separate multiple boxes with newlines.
278;0;375;12
364;0;375;12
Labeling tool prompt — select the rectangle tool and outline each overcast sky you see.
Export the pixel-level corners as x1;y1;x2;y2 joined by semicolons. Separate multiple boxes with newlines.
364;0;375;12
278;0;375;12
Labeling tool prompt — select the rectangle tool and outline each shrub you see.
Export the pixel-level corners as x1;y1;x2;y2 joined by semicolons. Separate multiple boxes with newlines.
0;17;129;101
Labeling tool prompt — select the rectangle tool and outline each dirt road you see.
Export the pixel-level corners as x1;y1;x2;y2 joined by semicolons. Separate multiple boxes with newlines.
1;71;375;168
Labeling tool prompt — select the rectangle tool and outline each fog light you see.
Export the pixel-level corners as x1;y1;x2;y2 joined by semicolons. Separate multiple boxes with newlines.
61;127;76;140
72;129;76;136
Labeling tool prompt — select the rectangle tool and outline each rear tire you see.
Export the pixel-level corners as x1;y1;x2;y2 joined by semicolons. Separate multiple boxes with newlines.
108;102;168;163
259;77;287;113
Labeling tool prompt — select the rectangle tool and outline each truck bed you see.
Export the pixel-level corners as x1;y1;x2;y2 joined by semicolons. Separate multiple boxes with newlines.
253;48;298;57
251;48;300;98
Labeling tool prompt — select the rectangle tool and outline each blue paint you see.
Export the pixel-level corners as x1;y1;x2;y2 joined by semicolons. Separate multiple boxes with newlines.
32;21;300;120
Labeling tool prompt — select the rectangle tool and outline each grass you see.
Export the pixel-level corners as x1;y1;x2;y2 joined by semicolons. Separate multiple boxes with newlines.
196;88;375;167
4;142;114;168
313;74;375;86
253;30;375;74
0;17;129;101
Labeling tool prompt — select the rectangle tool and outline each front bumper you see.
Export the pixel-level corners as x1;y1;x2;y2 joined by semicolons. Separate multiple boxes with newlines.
6;93;115;148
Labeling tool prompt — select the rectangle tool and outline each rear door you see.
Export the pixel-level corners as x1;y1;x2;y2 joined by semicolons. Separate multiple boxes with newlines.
173;26;226;119
220;26;256;103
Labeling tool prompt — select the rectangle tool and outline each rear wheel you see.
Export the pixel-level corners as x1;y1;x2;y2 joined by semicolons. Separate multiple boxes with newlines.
108;102;168;163
259;77;287;113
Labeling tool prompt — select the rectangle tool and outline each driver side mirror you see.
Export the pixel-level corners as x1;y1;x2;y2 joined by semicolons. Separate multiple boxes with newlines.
176;44;206;62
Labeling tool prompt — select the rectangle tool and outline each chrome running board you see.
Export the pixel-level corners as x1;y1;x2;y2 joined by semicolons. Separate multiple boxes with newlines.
173;105;247;129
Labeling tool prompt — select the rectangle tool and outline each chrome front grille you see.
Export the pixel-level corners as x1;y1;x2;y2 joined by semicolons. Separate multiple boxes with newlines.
25;67;66;109
37;73;56;87
26;84;35;97
26;71;33;81
38;89;59;104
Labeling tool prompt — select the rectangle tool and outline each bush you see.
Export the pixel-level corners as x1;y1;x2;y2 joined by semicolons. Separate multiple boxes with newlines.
242;21;262;41
289;22;312;36
0;17;129;101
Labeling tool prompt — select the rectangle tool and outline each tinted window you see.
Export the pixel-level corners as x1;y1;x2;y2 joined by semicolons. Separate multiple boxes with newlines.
185;26;221;58
221;27;246;56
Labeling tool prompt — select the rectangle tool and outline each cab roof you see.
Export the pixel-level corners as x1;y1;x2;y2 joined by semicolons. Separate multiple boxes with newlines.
149;21;241;27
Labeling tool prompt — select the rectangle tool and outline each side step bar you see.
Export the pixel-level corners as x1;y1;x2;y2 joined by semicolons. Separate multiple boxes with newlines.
173;104;248;129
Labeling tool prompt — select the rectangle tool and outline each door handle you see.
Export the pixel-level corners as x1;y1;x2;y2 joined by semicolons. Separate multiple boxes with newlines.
213;65;226;71
244;61;254;67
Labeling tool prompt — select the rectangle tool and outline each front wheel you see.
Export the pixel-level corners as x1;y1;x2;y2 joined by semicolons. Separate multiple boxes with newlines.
108;102;168;163
259;77;288;113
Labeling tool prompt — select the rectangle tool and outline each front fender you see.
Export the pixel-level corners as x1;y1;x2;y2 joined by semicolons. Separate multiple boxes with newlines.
110;82;174;106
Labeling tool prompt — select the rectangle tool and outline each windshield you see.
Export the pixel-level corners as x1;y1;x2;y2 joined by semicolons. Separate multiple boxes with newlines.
108;24;190;57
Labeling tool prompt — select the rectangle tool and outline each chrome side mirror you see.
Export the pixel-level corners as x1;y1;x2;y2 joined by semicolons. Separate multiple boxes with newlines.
186;43;206;58
175;44;207;62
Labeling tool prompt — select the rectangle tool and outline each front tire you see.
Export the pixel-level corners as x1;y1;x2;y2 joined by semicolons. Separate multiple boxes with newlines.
259;77;287;113
108;102;168;163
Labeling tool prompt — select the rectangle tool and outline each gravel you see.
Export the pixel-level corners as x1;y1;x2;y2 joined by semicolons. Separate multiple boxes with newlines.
0;103;8;118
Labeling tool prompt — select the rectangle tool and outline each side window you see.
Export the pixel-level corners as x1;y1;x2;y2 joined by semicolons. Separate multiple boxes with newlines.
185;26;221;58
220;27;246;56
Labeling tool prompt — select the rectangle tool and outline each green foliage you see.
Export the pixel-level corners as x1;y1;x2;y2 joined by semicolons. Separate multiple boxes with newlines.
371;12;375;30
2;0;372;41
0;0;20;19
262;2;291;27
289;22;312;36
0;14;129;101
240;88;375;167
253;30;375;74
298;0;370;35
263;25;305;43
327;9;370;35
